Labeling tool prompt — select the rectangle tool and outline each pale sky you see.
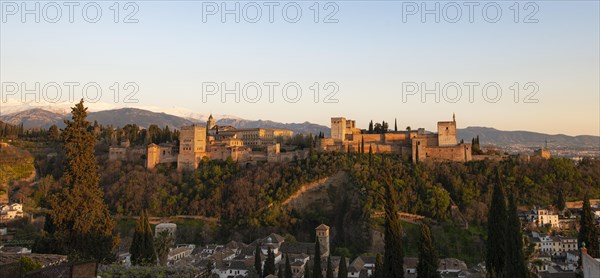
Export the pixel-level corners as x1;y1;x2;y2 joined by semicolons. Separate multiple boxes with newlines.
1;1;599;136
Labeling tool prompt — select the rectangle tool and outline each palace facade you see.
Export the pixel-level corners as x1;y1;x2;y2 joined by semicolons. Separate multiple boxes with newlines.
318;114;472;163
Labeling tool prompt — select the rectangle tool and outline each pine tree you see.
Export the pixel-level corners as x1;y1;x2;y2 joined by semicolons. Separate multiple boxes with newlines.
486;182;507;277
130;211;156;265
285;255;293;278
326;256;334;278
313;240;323;278
263;247;276;277
47;99;117;262
337;256;348;278
504;193;528;278
417;224;440;278
578;195;600;257
383;179;404;278
373;253;383;278
255;243;263;277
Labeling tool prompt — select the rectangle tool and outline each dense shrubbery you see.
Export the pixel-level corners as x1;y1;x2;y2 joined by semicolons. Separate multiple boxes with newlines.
349;154;600;224
101;152;346;223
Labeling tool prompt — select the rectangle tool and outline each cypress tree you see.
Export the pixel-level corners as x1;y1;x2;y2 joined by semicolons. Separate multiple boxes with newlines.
578;195;599;257
394;118;398;132
255;243;262;277
326;256;334;278
383;179;404;278
337;256;348;278
369;145;373;167
361;136;365;154
130;211;156;265
504;193;528;278
285;255;293;278
313;240;323;278
263;247;276;277
417;224;440;278
556;190;566;212
486;182;507;278
47;99;117;262
373;254;383;278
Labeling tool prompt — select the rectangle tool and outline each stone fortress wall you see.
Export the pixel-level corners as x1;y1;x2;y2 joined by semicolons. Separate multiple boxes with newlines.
319;114;472;163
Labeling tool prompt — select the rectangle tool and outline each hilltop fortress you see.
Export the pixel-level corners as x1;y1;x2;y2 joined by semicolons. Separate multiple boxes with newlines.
318;114;472;163
110;114;472;169
172;115;295;170
110;115;299;170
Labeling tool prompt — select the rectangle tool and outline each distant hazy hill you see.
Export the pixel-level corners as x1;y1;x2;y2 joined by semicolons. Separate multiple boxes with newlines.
0;108;65;129
458;127;599;149
3;108;597;149
216;118;330;137
0;108;329;135
87;108;194;129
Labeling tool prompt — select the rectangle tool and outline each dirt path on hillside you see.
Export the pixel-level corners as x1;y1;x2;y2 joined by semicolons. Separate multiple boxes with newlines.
281;171;348;211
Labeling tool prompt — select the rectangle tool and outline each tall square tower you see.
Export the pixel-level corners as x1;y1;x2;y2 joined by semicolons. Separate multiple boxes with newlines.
331;117;347;142
177;125;207;170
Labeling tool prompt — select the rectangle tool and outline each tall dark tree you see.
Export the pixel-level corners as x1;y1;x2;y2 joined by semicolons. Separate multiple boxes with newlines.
263;247;276;277
326;256;334;278
373;253;383;278
394;118;398;132
285;255;293;278
504;193;528;278
556;190;566;212
368;121;374;133
417;224;440;278
337;256;348;278
369;145;373;167
383;178;404;278
578;195;599;257
361;136;365;154
47;99;117;262
486;182;507;277
130;211;156;265
313;240;323;278
255;244;263;277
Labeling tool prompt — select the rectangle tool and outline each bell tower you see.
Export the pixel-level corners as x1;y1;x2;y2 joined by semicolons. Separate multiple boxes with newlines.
315;224;330;257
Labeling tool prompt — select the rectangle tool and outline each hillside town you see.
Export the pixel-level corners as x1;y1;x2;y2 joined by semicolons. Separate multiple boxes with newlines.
1;109;599;278
2;193;600;277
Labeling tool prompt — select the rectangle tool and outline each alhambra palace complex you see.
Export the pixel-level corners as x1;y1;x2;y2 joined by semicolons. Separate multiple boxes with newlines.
109;114;472;170
320;114;471;163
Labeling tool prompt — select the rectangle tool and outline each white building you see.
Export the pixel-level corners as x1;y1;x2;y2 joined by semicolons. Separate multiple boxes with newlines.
167;245;194;264
530;208;559;228
213;260;249;278
582;247;600;278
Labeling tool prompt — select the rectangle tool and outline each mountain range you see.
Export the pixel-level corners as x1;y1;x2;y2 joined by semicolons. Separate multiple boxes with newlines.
1;108;598;150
